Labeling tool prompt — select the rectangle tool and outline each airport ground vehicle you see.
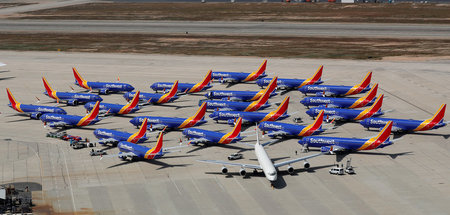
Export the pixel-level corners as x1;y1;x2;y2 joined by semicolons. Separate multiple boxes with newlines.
62;134;82;141
90;149;106;156
329;166;345;175
46;131;67;138
228;153;243;160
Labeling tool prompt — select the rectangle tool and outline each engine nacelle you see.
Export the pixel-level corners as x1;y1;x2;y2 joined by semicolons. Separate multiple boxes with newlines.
321;146;331;153
287;165;294;174
30;112;42;120
99;88;109;95
221;167;228;174
303;162;310;169
227;119;237;125
67;99;79;106
239;168;247;177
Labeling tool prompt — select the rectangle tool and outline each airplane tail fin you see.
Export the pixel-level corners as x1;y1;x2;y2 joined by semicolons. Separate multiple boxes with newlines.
366;121;393;150
152;132;164;154
361;83;378;101
165;80;178;98
191;102;207;121
196;70;212;88
256;76;277;103
128;91;140;109
228;117;242;139
355;71;372;89
366;94;383;113
300;110;324;136
131;118;148;141
308;65;323;83
6;88;19;107
426;104;446;123
72;67;89;89
42;77;55;95
252;59;267;77
271;96;290;116
87;101;100;119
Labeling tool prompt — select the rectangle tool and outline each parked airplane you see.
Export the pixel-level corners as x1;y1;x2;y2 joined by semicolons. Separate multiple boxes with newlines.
258;110;326;138
151;70;212;94
129;102;207;131
211;60;267;83
300;83;378;109
202;77;277;112
123;81;179;104
0;62;6;67
305;94;384;122
40;101;101;128
84;91;141;115
42;77;103;106
104;132;182;161
198;129;326;184
298;71;372;97
93;118;148;146
255;65;323;90
299;121;393;153
204;75;278;101
182;118;243;145
360;104;447;133
6;88;67;119
209;96;290;125
72;67;134;94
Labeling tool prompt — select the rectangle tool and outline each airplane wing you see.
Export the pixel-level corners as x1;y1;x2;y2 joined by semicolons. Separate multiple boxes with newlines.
197;160;262;170
181;137;209;145
96;138;118;145
163;144;189;153
47;121;69;128
263;130;289;137
100;152;136;159
326;115;344;122
273;152;324;168
391;126;403;133
147;124;167;131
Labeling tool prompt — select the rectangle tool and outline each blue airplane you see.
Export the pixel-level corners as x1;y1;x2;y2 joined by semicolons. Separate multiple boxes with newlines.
73;67;134;94
84;91;141;115
150;70;212;94
298;71;372;97
6;88;66;119
129;102;208;131
202;76;277;112
299;121;393;153
41;101;101;128
42;77;103;106
360;104;448;133
93;118;149;146
182;118;243;145
103;132;182;161
300;83;378;109
123;81;179;105
256;65;323;90
209;96;290;125
211;60;267;83
204;76;277;101
305;94;384;122
258;110;326;138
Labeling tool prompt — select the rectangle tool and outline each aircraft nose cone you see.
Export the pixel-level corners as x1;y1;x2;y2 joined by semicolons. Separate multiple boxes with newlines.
298;87;306;93
204;92;211;98
300;98;308;105
360;119;368;127
128;85;135;91
305;109;313;116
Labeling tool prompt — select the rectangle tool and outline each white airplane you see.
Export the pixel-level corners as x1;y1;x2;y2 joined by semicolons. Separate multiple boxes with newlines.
0;62;6;67
198;128;329;185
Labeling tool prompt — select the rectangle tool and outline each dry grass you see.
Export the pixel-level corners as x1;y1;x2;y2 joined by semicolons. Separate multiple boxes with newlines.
0;32;449;59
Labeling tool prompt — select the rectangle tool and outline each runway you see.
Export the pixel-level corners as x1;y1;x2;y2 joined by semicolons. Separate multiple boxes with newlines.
0;51;449;214
1;20;449;38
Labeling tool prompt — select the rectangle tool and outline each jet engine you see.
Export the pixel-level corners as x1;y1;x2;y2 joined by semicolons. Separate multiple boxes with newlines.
239;168;247;177
99;89;109;95
287;165;294;174
67;99;78;106
304;162;310;169
30;112;42;120
221;167;228;174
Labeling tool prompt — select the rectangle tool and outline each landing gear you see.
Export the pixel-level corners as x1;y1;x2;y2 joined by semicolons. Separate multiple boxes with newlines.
253;169;258;174
301;144;309;153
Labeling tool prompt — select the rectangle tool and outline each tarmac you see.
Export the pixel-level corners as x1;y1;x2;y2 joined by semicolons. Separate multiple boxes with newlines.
0;50;449;214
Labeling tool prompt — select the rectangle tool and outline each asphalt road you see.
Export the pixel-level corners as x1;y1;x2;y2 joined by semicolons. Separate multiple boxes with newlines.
0;51;449;214
1;20;449;39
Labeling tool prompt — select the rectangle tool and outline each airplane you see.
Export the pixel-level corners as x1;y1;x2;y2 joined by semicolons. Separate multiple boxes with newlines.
300;83;378;109
211;60;267;83
208;96;290;125
305;94;384;122
0;62;6;67
72;67;134;94
129;102;208;131
182;117;243;145
40;101;101;128
150;70;212;94
84;91;141;115
204;74;278;101
360;104;448;133
202;77;277;112
6;88;67;119
42;77;103;106
258;110;326;138
298;71;372;97
93;118;149;146
255;65;323;91
123;81;179;105
104;132;183;161
198;128;327;185
299;121;394;154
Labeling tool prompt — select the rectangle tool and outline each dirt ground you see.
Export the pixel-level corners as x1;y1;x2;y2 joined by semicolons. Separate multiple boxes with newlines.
0;32;449;60
15;2;450;24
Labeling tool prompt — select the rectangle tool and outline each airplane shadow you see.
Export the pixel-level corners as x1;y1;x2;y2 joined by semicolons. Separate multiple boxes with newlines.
0;76;15;81
334;151;413;162
187;143;250;154
6;118;33;123
394;132;450;140
0;70;10;73
107;155;195;169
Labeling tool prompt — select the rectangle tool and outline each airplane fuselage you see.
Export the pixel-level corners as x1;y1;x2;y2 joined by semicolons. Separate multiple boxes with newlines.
44;91;103;105
182;128;242;144
118;141;163;160
130;116;207;129
298;85;370;96
123;92;179;104
299;136;392;151
205;90;277;101
203;100;270;112
76;81;134;94
256;78;323;89
300;97;375;108
254;143;277;182
84;102;139;115
150;82;212;93
40;113;100;127
94;129;148;144
212;71;267;82
209;111;289;125
306;107;383;121
259;121;325;137
360;117;447;132
8;103;66;119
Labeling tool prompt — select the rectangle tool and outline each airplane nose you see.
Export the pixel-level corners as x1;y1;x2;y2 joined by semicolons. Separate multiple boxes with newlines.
300;98;308;105
298;87;306;93
209;113;216;119
205;92;211;98
129;85;135;91
360;119;368;127
305;109;313;116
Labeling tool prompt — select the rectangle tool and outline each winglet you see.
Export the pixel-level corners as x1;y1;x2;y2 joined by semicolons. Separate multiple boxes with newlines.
72;67;89;89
